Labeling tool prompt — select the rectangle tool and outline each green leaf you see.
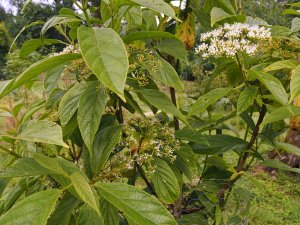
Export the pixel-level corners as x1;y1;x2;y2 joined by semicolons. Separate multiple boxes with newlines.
178;213;208;225
47;192;79;225
248;70;288;105
78;81;108;152
237;86;258;114
263;60;298;72
261;159;300;173
192;134;248;155
174;144;196;181
78;26;129;100
59;82;87;126
90;126;122;174
146;55;183;90
0;189;61;225
291;17;300;32
283;9;300;16
210;7;244;26
33;154;67;175
262;106;300;125
122;31;175;43
12;54;81;92
137;89;187;124
20;39;63;58
0;80;14;98
0;158;53;178
154;38;188;63
96;182;177;225
188;88;232;116
70;172;100;216
41;15;81;35
44;65;65;93
131;0;175;18
99;197;119;225
277;142;300;157
151;158;180;203
77;204;104;225
290;65;300;102
17;120;68;148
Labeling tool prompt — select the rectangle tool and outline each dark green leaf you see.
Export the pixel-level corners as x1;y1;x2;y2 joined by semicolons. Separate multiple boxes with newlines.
237;86;258;114
262;106;300;125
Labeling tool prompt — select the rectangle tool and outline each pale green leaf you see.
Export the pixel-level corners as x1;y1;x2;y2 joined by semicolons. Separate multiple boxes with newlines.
151;158;180;203
78;81;108;152
277;142;300;157
262;106;300;125
99;197;119;225
263;60;298;72
17;120;68;148
96;182;177;225
131;0;175;18
262;159;300;173
33;154;67;175
20;39;63;58
78;26;129;100
12;54;81;92
155;38;188;63
0;189;61;225
44;65;65;93
290;65;300;102
41;15;81;35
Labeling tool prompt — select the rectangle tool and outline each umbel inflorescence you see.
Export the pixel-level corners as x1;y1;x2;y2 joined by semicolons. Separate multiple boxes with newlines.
196;23;271;58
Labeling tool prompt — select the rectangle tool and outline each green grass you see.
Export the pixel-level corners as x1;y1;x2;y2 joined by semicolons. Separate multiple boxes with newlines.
226;171;300;225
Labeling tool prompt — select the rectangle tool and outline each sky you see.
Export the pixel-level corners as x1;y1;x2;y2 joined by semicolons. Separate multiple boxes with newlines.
1;0;55;14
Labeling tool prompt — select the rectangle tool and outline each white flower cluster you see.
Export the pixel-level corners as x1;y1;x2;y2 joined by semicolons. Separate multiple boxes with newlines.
196;23;271;58
52;44;80;56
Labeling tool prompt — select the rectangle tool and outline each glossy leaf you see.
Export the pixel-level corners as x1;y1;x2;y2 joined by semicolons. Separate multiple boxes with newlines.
78;26;129;99
12;54;81;91
78;81;108;152
131;0;175;18
151;158;180;203
90;126;122;174
290;65;300;102
237;86;258;114
59;82;87;126
189;88;232;116
17;120;68;148
96;182;177;225
0;189;61;225
262;106;300;125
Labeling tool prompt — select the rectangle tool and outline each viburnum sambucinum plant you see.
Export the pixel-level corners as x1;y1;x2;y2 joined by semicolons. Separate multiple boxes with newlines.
0;0;299;225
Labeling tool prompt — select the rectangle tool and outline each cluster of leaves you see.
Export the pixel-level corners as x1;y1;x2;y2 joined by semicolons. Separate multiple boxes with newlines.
0;0;299;225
